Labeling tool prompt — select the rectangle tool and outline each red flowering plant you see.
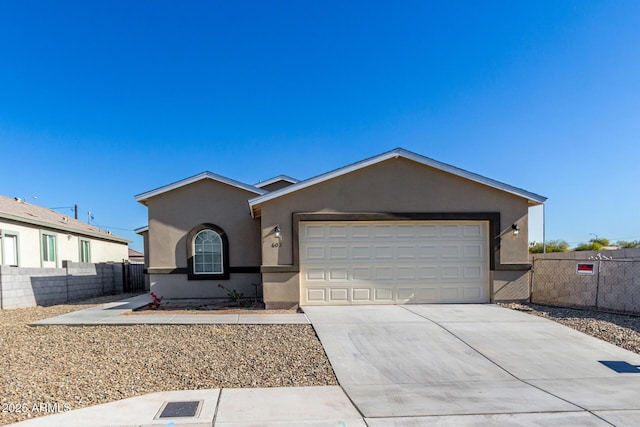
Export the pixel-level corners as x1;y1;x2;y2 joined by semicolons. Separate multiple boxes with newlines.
147;292;163;310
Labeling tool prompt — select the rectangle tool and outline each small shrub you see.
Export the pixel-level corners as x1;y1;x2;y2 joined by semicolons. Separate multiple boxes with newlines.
217;283;245;306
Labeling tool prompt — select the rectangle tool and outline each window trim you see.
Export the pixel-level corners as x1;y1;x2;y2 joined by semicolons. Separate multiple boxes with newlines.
40;231;58;267
193;229;223;275
1;229;20;267
79;239;91;263
187;223;229;280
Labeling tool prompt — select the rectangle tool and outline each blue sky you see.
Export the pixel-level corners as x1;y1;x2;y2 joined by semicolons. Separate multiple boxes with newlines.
1;1;639;252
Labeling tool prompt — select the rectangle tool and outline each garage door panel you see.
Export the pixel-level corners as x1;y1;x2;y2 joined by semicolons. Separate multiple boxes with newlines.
306;269;325;281
300;221;489;305
463;224;483;237
328;225;348;238
441;245;460;258
463;244;483;258
330;288;349;301
304;225;326;239
352;246;371;258
329;246;348;260
307;288;326;302
306;246;325;260
374;287;394;301
352;288;371;301
373;246;393;259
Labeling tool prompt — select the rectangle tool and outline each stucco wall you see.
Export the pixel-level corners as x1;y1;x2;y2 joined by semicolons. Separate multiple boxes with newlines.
0;219;129;268
258;157;533;308
260;157;530;266
149;273;260;300
146;179;261;269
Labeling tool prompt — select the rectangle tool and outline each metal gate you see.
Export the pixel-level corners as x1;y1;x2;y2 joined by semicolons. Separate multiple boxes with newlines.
123;262;145;292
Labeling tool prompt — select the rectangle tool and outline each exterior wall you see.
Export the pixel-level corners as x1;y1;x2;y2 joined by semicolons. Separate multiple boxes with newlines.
0;219;128;268
141;230;150;290
0;220;42;267
149;273;260;300
0;262;124;309
146;179;261;299
262;272;300;309
492;270;530;301
259;157;531;307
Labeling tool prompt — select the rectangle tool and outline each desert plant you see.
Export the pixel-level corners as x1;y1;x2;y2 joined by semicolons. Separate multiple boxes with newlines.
217;283;245;306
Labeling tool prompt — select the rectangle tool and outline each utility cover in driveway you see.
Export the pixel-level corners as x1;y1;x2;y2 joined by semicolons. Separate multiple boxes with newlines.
300;221;489;304
157;400;201;418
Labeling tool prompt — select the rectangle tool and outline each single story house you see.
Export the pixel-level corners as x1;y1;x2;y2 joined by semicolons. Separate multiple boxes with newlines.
0;195;129;268
135;148;546;309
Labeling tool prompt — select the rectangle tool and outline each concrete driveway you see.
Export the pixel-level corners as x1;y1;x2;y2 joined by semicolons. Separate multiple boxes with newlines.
304;304;640;426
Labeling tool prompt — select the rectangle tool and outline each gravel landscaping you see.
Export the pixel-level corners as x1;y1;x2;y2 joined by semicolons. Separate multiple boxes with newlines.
5;296;640;426
0;294;337;425
501;302;640;354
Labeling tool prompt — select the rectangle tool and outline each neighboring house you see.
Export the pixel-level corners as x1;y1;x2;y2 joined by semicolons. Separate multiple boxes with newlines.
128;248;145;264
135;148;546;309
0;195;129;268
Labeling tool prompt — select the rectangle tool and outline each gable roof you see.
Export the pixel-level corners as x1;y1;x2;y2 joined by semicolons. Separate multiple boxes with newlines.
0;195;129;244
135;171;267;206
248;148;547;217
255;175;299;188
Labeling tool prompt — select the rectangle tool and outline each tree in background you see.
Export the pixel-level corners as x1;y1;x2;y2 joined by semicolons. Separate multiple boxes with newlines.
574;238;611;251
617;240;640;248
529;240;570;253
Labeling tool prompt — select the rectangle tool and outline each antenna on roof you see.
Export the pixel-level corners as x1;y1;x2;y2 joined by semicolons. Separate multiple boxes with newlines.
88;211;94;224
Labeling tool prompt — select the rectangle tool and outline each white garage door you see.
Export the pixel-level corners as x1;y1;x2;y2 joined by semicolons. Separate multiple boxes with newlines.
299;221;489;305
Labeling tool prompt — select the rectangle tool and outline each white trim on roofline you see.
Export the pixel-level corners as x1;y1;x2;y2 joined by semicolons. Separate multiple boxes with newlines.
248;148;547;217
135;171;267;204
254;175;299;188
134;226;148;234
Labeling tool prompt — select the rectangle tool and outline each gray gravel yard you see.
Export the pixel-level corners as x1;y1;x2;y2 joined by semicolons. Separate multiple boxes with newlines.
0;295;337;425
502;302;640;354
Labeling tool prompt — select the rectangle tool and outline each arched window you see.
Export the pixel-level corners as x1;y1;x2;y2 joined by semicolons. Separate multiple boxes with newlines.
187;223;229;280
194;230;223;274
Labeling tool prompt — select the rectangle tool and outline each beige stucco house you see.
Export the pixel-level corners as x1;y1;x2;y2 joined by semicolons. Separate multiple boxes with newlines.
0;195;129;268
135;148;546;309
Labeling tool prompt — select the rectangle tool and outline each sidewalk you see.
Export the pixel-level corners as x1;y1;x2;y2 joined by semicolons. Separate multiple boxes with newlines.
10;386;366;427
30;294;310;325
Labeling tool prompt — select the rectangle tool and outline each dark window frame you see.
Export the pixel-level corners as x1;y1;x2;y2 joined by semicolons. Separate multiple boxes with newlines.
187;223;230;280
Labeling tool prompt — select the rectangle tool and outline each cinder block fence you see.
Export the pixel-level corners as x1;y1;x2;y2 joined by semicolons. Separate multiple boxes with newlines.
0;261;124;309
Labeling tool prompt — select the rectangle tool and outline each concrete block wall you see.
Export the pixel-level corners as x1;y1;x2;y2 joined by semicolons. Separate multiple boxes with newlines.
0;262;124;310
531;258;640;314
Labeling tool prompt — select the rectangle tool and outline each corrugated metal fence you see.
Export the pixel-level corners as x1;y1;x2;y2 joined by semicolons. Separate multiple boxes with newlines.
531;256;640;314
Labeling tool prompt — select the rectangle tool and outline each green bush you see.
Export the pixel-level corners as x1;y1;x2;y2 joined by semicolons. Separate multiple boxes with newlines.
617;240;640;248
574;242;604;251
529;240;569;253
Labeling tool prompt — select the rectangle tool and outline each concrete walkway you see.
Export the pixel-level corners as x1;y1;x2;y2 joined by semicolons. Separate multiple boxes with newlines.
10;386;365;427
31;294;309;325
304;304;640;426
20;301;640;426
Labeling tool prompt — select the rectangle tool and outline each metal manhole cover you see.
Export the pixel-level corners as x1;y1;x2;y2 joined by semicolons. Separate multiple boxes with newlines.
157;400;202;418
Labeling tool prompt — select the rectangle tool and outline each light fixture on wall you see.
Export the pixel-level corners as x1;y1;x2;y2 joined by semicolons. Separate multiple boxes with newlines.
512;224;520;237
274;225;281;239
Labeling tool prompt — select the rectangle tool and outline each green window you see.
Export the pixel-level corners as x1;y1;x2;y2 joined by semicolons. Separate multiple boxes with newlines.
42;234;56;262
80;240;91;262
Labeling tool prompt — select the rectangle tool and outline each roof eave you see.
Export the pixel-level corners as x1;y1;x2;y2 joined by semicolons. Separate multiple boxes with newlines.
0;212;130;244
248;148;547;212
136;172;267;205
